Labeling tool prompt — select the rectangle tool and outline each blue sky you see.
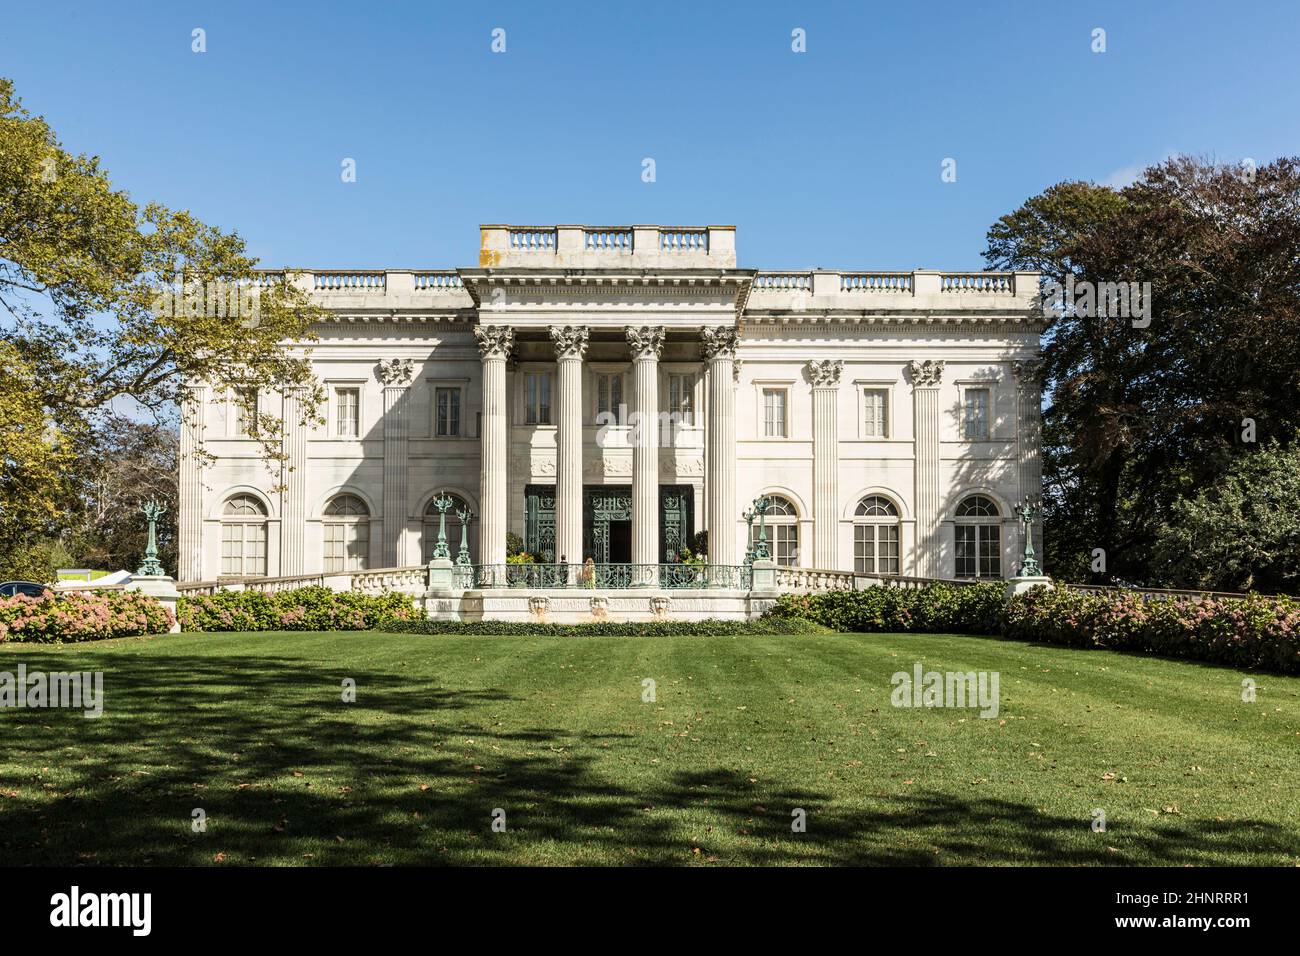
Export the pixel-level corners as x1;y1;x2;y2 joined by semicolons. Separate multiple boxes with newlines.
2;0;1296;271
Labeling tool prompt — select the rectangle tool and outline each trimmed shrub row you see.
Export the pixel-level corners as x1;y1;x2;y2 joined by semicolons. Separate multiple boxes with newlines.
381;617;830;637
178;586;418;632
769;583;1006;635
768;582;1300;674
1002;586;1300;674
0;590;174;643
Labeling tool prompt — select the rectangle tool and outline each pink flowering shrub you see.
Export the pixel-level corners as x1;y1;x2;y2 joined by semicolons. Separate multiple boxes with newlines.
177;585;417;632
1002;586;1300;674
0;590;174;644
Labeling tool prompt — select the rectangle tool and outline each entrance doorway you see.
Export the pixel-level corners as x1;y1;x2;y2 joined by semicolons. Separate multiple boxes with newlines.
607;520;632;564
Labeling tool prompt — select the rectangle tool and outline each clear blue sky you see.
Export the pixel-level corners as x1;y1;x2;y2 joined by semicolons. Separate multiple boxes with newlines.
2;0;1296;271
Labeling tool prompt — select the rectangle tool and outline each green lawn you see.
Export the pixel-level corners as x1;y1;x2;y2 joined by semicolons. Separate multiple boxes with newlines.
2;630;1298;866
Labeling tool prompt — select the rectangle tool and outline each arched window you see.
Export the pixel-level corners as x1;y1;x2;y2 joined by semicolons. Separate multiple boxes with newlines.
954;495;1001;579
854;495;900;574
323;494;370;572
424;493;471;562
750;496;800;567
221;495;268;577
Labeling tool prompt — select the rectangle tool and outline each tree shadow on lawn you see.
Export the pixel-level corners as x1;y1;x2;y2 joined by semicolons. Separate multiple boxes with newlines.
0;649;1293;866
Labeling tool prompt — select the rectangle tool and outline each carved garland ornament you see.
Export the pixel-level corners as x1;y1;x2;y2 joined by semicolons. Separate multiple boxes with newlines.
625;325;666;360
907;359;945;387
473;324;515;360
806;359;844;388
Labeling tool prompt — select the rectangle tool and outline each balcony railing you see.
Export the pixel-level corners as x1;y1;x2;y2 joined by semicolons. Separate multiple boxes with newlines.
456;563;752;590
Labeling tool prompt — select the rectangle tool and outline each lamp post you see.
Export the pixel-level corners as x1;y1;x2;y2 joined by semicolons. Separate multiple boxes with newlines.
1015;495;1041;577
430;493;454;561
455;505;474;567
136;499;167;577
751;495;772;561
742;506;757;566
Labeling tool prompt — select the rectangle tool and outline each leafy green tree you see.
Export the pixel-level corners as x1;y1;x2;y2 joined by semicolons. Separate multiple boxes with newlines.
1152;441;1300;594
985;156;1300;586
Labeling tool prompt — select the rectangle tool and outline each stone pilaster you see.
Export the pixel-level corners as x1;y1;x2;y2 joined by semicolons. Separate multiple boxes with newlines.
475;326;514;573
1012;358;1045;559
378;358;414;567
279;386;309;576
627;326;666;583
178;384;207;582
551;326;588;569
701;325;740;566
908;359;944;578
808;360;843;570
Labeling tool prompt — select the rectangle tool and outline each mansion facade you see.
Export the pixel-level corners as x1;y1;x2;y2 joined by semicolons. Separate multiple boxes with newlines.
178;224;1044;586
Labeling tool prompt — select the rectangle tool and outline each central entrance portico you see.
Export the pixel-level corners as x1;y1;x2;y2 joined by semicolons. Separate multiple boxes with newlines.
524;484;695;564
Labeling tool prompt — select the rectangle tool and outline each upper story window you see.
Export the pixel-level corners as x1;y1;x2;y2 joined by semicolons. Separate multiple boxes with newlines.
963;388;991;440
595;372;625;425
525;371;552;425
335;387;360;438
435;386;462;437
668;373;695;425
863;388;889;438
762;388;788;438
233;388;258;437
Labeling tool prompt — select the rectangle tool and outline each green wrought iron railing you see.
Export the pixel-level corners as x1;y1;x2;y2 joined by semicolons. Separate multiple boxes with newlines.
455;563;753;590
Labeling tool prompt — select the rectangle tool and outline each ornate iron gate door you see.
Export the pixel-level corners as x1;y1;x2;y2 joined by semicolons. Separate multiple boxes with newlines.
525;484;694;564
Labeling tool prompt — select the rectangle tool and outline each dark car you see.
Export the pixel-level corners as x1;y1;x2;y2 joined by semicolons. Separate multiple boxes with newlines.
0;581;50;598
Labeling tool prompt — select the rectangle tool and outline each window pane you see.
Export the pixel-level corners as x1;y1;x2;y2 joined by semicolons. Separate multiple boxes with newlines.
955;526;976;578
964;389;990;439
864;389;887;437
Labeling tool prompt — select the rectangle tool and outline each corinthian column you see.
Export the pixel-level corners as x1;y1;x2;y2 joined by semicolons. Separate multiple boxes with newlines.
378;358;415;567
178;384;207;582
627;326;666;584
280;385;310;575
908;359;944;578
701;325;740;566
808;360;843;569
551;326;588;573
475;326;514;576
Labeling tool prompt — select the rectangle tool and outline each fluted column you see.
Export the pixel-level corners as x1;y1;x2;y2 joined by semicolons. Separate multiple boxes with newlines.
551;326;588;572
908;360;944;578
627;326;666;584
808;360;843;570
178;384;207;581
377;358;414;567
1012;358;1044;558
475;326;514;576
701;326;740;567
279;385;309;576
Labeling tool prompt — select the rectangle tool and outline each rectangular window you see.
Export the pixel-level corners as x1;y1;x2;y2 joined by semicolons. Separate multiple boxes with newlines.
526;372;552;425
234;388;258;437
335;387;360;438
324;522;369;572
596;373;625;424
863;388;888;438
955;525;1001;578
435;387;461;437
762;388;787;438
668;373;695;425
963;388;990;440
855;524;900;574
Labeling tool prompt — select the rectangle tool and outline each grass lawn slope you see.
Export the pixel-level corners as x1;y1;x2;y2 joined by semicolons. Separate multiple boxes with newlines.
1;630;1297;865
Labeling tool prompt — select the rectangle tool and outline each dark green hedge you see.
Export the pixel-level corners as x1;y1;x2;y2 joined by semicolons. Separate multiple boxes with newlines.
768;583;1006;635
379;616;830;637
179;586;418;632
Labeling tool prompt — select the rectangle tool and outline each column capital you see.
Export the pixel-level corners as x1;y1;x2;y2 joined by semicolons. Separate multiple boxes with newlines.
550;325;589;360
700;325;740;361
906;359;944;388
1011;358;1043;391
625;325;666;361
376;357;415;387
806;359;843;389
474;324;515;360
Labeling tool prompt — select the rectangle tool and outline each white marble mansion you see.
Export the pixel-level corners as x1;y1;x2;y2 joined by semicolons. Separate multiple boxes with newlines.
178;224;1045;597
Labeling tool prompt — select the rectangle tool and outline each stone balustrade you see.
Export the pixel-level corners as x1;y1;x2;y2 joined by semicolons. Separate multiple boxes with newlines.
748;268;1040;316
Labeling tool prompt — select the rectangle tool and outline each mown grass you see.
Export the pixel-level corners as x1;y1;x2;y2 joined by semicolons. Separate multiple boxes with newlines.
1;630;1297;865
